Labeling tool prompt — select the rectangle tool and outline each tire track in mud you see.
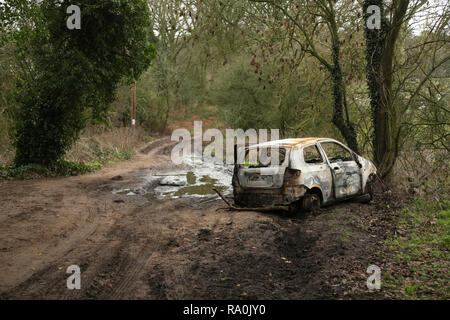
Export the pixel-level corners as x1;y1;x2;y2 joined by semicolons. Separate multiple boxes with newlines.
63;139;180;299
0;201;125;299
99;209;156;300
104;244;153;299
76;241;128;299
0;137;177;295
74;199;172;299
100;199;195;300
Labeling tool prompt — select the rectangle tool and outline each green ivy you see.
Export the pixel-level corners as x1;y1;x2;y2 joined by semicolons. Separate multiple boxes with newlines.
5;0;156;168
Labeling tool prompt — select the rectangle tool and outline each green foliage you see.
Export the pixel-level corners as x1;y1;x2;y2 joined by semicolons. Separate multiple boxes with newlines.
2;0;448;180
108;45;207;133
0;160;101;179
0;163;51;179
136;43;206;132
0;144;135;179
211;56;334;137
55;160;102;176
212;57;278;130
7;0;156;167
93;147;133;162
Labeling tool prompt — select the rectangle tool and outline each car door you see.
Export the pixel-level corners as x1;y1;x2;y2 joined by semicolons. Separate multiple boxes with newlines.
300;144;333;202
319;141;361;199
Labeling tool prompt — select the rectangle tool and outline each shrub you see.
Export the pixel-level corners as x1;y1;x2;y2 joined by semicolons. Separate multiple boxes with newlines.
8;0;156;168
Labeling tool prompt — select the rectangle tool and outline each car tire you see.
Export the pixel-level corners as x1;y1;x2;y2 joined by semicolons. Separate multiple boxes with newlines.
302;193;321;213
363;174;376;203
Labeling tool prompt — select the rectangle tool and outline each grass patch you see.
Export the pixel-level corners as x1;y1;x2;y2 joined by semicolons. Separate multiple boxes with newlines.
383;197;450;299
0;147;134;180
339;231;352;243
0;126;153;179
186;171;197;184
92;147;133;163
0;160;102;180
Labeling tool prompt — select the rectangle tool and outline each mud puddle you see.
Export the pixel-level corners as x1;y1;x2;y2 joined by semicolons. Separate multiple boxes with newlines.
113;155;233;199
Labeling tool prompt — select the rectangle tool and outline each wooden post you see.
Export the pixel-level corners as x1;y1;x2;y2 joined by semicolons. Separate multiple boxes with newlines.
131;82;136;126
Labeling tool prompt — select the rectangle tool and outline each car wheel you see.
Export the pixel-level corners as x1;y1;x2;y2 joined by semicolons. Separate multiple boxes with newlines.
363;174;376;203
302;193;321;213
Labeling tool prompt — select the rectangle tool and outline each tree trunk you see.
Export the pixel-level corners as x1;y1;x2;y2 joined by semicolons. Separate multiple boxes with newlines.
363;0;409;179
331;43;359;154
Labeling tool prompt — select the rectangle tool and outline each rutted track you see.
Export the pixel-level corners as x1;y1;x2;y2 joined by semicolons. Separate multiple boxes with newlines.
0;138;396;299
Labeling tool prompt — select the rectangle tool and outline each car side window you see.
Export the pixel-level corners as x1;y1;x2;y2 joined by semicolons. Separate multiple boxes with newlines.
320;142;353;163
303;145;323;164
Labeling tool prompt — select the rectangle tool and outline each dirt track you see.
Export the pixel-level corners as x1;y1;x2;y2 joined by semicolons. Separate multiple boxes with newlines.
0;138;398;299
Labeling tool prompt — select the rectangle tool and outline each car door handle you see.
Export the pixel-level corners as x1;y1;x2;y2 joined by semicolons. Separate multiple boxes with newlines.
333;166;341;171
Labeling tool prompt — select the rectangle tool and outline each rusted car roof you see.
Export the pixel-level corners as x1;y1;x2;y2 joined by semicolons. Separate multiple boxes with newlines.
248;137;327;149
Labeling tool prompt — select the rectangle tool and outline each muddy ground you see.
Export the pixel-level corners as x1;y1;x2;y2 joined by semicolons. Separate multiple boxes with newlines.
0;138;401;299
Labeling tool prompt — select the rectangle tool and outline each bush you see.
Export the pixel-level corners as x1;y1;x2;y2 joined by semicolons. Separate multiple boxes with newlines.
0;163;51;180
9;0;156;168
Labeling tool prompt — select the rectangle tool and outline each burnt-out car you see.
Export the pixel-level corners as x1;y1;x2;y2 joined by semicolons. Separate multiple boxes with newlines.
232;138;377;212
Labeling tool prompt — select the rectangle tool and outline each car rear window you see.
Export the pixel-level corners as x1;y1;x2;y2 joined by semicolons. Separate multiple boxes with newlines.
242;147;288;167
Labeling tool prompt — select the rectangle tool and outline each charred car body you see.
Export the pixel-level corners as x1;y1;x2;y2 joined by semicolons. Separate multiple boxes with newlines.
232;138;377;212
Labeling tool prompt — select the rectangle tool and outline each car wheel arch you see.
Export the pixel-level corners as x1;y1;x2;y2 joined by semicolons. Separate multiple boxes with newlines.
306;186;323;203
